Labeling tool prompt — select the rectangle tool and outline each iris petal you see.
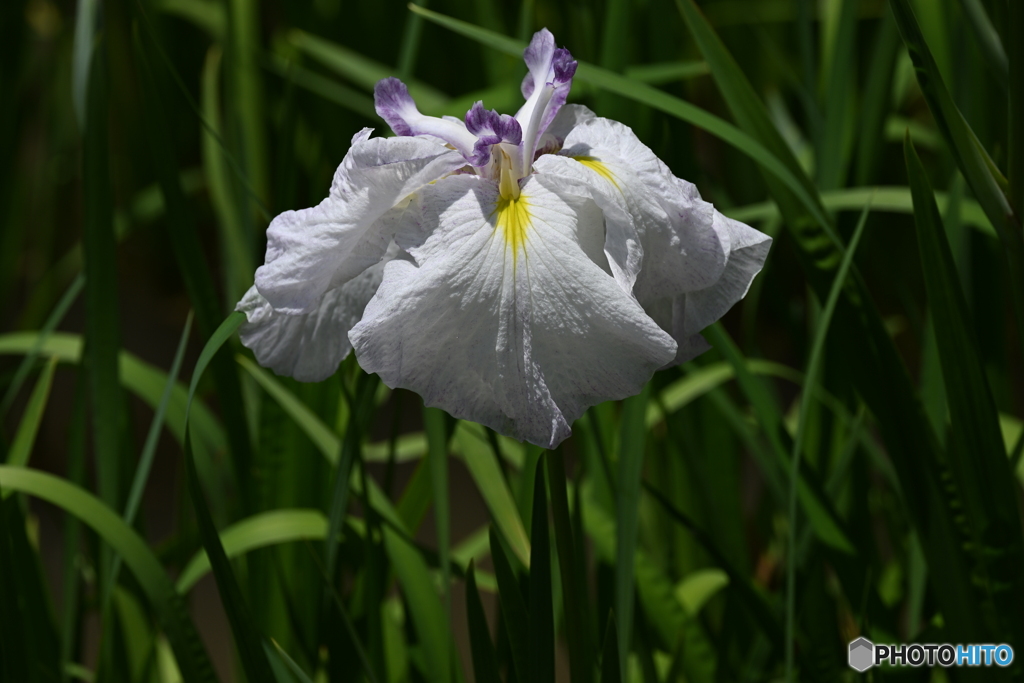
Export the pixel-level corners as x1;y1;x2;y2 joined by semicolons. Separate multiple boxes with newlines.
238;246;398;382
350;174;675;449
254;130;464;314
374;78;490;165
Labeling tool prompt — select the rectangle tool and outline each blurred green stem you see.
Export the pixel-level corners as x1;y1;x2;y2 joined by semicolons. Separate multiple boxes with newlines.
786;203;871;681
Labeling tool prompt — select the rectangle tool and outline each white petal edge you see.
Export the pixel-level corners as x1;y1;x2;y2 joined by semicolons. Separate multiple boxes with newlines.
543;103;597;144
532;153;642;293
254;129;466;314
557;116;728;301
237;245;399;382
679;210;772;337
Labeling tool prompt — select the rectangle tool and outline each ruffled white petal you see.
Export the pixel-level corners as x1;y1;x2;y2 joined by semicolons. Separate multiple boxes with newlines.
641;294;713;367
532;153;641;293
556;116;729;302
542;103;596;145
678;211;772;337
643;211;771;367
237;246;397;382
350;173;676;448
254;129;466;314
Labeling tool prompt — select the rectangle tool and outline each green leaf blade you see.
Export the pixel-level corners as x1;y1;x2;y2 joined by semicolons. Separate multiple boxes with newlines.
5;356;58;469
906;136;1024;650
528;464;554;683
0;466;218;682
490;526;530;682
466;561;501;683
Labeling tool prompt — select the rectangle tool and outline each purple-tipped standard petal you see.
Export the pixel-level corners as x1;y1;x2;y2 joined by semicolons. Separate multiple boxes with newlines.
516;30;578;170
374;77;417;136
521;29;556;99
374;77;490;165
535;48;577;148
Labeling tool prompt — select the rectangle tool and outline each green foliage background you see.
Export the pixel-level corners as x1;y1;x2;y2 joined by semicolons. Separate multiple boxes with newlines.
1;0;1022;681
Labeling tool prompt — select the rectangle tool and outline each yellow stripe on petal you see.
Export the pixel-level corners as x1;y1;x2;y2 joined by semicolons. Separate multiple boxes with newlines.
495;194;531;256
572;155;619;188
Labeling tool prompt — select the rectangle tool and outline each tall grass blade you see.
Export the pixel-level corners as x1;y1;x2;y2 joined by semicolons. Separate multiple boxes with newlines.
287;29;448;113
528;465;554;683
137;33;254;510
855;15;899;185
71;0;98;128
795;0;817;145
323;372;379;580
816;0;857;190
0;332;228;491
266;639;315;683
785;202;872;681
237;354;339;463
1010;0;1024;220
157;0;225;38
490;527;529;682
81;36;123;514
957;0;1008;89
455;423;531;566
396;0;426;78
5;355;58;469
705;324;855;555
265;55;377;119
674;0;830;233
302;540;379;683
177;509;327;592
0;466;218;681
424;406;451;621
888;0;1014;228
466;560;501;683
622;61;709;84
726;186;994;237
123;312;192;526
0;496;61;682
201;46;252;306
889;0;1024;360
60;378;89;681
600;615;621;683
906;136;1024;652
546;450;591;683
358;453;387;682
595;0;630;118
614;386;650;679
182;341;274;680
381;525;452;683
0;274;82;418
226;0;269;206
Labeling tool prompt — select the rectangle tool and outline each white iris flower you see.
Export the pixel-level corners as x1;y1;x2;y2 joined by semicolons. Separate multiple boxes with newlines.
237;29;771;449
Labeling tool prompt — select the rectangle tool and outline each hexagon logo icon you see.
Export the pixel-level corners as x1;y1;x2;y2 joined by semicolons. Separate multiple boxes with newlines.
848;637;874;672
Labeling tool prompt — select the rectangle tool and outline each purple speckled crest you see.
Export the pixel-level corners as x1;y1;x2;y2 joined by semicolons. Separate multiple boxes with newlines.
551;48;577;85
372;30;577;175
374;77;489;165
465;102;522;144
465;101;522;162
